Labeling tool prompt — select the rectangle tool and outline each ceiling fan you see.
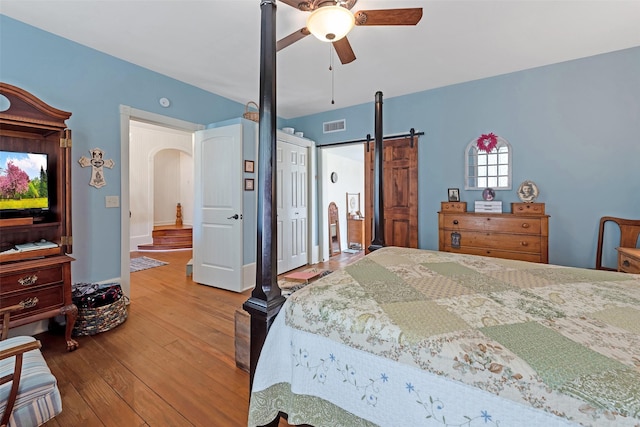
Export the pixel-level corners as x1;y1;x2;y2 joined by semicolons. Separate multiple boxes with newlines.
277;0;423;64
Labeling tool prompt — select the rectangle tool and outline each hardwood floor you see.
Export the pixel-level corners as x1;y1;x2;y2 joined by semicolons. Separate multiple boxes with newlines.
39;249;363;426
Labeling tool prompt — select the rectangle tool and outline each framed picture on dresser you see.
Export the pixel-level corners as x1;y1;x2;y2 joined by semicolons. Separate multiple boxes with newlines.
447;188;460;202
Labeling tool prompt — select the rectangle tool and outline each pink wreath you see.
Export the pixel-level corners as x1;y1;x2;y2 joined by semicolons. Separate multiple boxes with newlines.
476;133;498;153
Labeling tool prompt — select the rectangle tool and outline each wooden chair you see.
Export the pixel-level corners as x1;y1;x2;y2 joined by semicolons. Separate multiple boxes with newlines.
0;305;62;427
595;216;640;271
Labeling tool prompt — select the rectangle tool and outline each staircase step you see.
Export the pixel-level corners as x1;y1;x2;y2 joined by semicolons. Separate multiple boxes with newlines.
152;229;192;237
152;235;192;244
138;226;193;251
138;243;192;251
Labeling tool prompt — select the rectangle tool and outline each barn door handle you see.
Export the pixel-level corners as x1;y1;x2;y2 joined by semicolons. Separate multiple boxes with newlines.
227;214;242;220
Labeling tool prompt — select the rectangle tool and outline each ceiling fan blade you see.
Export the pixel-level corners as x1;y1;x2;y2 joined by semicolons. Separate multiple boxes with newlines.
354;8;423;26
333;37;356;64
277;27;310;51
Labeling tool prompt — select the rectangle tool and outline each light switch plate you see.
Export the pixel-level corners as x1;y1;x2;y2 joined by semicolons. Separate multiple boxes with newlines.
105;196;120;208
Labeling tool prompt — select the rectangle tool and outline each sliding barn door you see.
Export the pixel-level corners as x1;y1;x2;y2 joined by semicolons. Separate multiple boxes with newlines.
276;140;309;274
365;136;419;250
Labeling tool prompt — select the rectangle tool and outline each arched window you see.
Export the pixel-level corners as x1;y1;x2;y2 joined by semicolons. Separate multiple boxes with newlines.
465;136;512;190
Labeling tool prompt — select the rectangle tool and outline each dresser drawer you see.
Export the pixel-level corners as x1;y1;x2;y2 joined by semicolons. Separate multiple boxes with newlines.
511;203;545;215
442;244;543;263
618;250;640;274
0;286;65;319
442;215;542;235
441;202;467;212
0;264;64;293
439;211;549;264
455;231;541;253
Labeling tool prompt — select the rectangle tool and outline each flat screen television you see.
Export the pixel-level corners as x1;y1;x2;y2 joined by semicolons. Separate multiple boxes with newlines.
0;150;49;218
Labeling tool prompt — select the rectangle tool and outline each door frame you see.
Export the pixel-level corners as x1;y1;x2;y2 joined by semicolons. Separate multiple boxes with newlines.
119;105;204;297
318;143;366;261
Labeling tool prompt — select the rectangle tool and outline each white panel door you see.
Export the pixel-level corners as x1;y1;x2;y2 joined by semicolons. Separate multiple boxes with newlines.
291;144;308;268
276;144;288;274
276;140;308;274
193;125;243;291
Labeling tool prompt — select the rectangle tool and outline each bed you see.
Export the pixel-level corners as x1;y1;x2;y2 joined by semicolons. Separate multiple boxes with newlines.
249;247;640;426
244;2;640;426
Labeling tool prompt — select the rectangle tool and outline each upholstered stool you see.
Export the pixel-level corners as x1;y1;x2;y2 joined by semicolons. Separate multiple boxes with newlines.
0;336;62;427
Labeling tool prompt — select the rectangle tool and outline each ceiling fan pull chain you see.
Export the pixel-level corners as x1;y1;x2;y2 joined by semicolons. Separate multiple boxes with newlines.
329;44;335;104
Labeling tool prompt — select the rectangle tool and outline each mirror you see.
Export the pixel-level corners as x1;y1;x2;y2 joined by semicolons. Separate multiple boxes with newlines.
328;202;341;257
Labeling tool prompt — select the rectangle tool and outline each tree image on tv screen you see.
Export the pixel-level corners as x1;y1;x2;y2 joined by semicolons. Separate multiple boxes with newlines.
0;153;49;210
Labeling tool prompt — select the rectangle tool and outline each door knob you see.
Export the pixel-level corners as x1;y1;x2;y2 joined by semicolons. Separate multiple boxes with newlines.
227;214;241;220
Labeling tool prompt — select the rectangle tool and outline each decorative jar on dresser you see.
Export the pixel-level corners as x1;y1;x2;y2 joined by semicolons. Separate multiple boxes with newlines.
0;83;78;351
438;202;549;263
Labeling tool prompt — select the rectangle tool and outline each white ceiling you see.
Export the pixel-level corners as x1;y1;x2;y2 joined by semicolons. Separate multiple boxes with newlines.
2;0;639;119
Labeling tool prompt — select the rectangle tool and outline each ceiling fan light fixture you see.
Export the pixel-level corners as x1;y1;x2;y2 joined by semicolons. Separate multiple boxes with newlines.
306;5;355;42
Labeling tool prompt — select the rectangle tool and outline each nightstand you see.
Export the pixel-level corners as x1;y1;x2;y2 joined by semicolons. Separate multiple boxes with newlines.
617;247;640;273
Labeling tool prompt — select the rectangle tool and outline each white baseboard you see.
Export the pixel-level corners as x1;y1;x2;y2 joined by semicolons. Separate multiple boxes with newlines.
242;262;256;292
311;244;320;265
8;321;48;339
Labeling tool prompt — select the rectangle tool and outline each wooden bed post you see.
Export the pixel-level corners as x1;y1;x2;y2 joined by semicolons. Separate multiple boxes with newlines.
243;0;286;391
369;91;385;251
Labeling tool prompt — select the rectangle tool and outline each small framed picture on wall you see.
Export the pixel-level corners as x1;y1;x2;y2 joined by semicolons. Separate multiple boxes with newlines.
448;188;460;202
245;178;254;191
244;160;255;173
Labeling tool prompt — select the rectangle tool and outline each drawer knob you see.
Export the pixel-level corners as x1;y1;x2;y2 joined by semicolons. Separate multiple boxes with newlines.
18;274;39;286
521;223;530;229
521;242;529;246
19;297;39;309
453;220;459;225
623;260;631;267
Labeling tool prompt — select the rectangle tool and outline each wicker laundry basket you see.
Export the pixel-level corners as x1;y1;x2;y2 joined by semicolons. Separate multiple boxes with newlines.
72;283;128;336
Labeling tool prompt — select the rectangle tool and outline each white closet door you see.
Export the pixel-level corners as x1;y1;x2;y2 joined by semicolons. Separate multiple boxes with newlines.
276;143;289;274
277;140;309;274
292;144;308;268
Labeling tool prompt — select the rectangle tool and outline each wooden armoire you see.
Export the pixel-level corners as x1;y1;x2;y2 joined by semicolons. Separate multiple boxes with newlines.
0;82;78;351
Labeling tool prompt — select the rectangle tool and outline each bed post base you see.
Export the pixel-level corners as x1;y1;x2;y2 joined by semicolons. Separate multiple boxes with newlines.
368;243;384;252
243;295;285;385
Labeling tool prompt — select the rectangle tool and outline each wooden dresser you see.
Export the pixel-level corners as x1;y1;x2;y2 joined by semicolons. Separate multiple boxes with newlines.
617;247;640;273
347;217;365;250
439;202;549;263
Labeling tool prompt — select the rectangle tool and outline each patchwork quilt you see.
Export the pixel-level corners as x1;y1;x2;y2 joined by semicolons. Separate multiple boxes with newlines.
250;247;640;426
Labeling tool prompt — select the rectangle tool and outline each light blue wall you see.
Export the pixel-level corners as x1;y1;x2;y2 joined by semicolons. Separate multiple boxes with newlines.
3;15;638;276
1;15;246;282
287;47;640;268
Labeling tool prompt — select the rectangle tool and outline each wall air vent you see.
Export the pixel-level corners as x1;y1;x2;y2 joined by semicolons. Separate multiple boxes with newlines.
323;119;346;134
